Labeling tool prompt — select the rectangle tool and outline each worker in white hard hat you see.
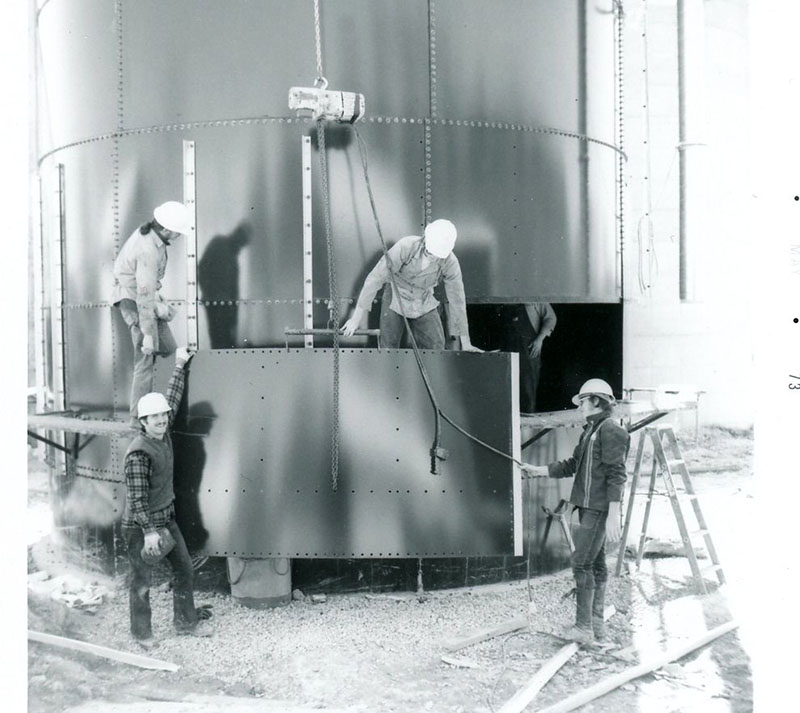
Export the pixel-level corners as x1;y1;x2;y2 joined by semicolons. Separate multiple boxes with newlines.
521;378;629;646
112;201;192;425
121;347;213;645
341;219;481;350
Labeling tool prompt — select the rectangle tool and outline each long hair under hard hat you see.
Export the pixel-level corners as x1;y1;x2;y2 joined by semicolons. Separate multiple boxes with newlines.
153;201;191;235
571;378;616;406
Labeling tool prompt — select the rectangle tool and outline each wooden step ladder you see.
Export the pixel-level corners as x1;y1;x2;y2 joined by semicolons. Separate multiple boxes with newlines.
615;424;725;593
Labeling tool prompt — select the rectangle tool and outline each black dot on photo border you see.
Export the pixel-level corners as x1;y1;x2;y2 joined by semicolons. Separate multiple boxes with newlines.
795;318;799;324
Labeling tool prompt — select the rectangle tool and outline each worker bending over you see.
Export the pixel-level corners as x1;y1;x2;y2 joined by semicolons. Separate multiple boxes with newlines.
112;201;191;424
522;379;629;645
341;219;481;351
122;347;212;645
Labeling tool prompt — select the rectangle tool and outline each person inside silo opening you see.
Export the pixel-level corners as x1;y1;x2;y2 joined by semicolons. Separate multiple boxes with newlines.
122;347;214;646
521;378;629;646
503;302;557;413
112;201;191;426
341;219;482;351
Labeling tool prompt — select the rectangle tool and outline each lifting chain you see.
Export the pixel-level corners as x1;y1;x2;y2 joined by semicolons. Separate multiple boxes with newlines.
317;119;340;492
313;0;326;86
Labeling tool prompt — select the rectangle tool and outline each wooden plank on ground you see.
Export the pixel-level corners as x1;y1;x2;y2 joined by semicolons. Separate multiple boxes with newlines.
533;620;738;713
497;601;617;712
28;630;180;672
498;643;579;713
442;616;528;652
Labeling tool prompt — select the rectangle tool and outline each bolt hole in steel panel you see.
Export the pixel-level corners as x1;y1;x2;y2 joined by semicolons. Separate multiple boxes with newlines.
173;349;520;557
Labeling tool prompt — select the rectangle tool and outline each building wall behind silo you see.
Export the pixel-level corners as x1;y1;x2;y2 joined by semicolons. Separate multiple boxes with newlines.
621;0;753;427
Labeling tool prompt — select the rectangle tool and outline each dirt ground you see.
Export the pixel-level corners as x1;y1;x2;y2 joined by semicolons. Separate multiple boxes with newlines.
25;425;754;713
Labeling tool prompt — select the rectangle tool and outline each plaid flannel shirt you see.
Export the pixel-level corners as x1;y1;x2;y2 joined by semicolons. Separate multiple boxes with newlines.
121;365;186;532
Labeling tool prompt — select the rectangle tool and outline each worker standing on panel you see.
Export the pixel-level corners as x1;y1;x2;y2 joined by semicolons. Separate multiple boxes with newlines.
112;201;191;425
521;378;629;646
341;219;481;351
504;302;557;413
122;347;213;645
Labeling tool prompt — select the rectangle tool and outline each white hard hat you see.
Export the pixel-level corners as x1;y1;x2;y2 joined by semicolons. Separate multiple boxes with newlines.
137;392;171;419
424;219;457;258
153;201;191;235
572;378;616;405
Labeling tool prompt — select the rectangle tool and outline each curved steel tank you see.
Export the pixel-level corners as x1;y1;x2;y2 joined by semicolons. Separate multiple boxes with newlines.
35;0;621;564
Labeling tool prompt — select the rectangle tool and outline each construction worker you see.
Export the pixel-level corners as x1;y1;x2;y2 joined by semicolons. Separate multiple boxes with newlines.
112;201;191;424
521;378;629;645
122;347;212;645
504;302;557;413
341;219;481;351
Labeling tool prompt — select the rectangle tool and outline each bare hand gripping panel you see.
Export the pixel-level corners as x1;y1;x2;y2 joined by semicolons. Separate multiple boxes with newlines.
173;349;521;558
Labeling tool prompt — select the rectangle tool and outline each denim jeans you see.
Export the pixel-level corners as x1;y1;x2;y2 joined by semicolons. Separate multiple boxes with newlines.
570;507;608;591
379;294;445;349
123;520;198;639
118;300;177;419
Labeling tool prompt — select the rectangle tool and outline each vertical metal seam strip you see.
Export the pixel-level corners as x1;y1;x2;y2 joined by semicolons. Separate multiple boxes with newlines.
33;176;46;416
52;164;67;484
54;164;67;412
183;140;198;350
110;0;124;479
578;0;590;295
616;1;626;298
425;0;436;226
302;136;314;348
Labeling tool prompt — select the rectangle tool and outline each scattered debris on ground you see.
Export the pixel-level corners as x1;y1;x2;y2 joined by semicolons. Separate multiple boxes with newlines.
26;426;754;713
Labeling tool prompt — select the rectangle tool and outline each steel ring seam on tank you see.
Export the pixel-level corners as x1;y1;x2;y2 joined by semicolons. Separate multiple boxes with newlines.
37;116;626;165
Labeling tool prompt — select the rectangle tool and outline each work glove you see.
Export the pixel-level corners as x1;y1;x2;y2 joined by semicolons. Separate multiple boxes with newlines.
154;300;176;321
141;334;155;355
175;346;195;368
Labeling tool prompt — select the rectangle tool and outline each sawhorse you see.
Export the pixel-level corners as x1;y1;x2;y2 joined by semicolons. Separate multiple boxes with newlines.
540;499;575;555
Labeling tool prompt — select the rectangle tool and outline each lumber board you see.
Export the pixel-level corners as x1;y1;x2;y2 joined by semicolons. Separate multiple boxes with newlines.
498;643;579;713
27;414;134;436
28;630;180;672
533;620;738;713
442;616;528;652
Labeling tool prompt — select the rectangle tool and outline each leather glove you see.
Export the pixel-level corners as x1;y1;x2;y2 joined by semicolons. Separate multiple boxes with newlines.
154;301;176;321
175;346;195;367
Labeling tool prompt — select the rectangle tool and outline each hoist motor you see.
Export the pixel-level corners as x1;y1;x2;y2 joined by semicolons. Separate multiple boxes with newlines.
288;79;366;123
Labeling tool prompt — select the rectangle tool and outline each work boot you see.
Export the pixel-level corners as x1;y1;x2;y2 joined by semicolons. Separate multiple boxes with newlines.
562;624;594;645
563;585;594;645
178;620;214;637
133;636;159;651
592;583;607;641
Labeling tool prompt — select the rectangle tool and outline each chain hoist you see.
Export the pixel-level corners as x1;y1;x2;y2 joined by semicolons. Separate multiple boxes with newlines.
288;0;367;491
288;1;366;124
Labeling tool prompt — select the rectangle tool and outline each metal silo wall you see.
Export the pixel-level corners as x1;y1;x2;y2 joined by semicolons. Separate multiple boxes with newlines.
36;0;619;489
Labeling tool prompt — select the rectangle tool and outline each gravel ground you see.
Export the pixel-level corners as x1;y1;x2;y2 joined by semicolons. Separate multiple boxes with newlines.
26;426;753;713
28;566;633;712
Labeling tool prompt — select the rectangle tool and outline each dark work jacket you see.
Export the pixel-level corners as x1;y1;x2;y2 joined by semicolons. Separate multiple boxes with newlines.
548;413;629;510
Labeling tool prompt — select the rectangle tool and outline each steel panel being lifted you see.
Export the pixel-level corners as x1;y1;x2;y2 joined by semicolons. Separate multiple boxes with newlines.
175;349;521;557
